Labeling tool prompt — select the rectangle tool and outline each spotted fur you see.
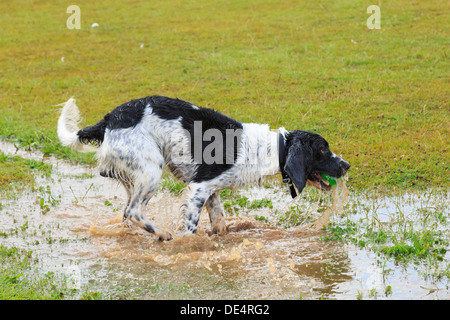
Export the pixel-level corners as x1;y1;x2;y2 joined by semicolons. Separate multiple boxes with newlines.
57;95;350;240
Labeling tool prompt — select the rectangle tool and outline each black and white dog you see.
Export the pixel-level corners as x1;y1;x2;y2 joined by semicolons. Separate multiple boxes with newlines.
57;96;350;241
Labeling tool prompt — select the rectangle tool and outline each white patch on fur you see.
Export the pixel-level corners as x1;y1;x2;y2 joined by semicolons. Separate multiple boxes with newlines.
57;98;97;153
197;123;280;191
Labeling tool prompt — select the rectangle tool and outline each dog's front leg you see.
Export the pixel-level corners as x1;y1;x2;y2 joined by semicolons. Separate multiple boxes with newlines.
205;191;227;235
181;183;212;234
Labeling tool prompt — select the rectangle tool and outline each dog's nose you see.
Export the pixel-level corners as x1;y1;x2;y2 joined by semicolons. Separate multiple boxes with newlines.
340;160;350;172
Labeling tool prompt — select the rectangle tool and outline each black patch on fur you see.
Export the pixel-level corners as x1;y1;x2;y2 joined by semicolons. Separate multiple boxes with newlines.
77;119;107;145
76;97;147;145
148;96;244;182
104;98;147;130
77;95;245;182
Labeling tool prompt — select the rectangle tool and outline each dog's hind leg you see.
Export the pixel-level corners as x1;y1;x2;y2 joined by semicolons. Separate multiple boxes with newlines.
118;156;172;241
99;168;134;222
121;181;133;222
205;191;227;235
125;176;173;241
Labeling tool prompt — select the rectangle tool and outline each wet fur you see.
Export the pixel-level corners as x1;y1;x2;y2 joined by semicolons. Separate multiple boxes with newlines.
57;95;350;240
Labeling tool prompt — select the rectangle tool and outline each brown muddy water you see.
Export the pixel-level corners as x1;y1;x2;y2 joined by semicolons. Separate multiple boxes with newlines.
0;140;449;300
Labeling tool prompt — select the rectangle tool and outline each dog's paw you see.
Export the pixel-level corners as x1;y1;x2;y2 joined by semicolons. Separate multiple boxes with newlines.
157;231;173;242
212;219;227;236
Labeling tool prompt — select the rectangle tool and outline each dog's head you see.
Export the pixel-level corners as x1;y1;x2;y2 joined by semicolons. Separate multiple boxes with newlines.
283;130;350;193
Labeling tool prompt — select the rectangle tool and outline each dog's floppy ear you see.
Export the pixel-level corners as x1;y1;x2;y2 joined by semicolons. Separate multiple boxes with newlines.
284;143;310;194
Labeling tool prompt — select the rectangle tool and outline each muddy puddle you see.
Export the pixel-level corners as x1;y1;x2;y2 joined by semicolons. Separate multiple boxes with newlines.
0;140;449;299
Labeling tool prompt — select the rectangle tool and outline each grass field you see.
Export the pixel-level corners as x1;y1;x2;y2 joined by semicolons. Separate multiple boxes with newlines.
0;0;448;191
0;0;448;300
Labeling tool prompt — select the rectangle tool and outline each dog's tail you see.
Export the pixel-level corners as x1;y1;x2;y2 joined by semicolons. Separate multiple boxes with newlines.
57;98;106;153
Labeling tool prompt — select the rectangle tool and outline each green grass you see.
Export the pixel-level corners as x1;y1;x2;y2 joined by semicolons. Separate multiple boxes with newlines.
223;194;274;216
0;244;70;299
0;0;448;191
159;172;186;196
326;219;449;264
0;244;102;300
0;152;52;193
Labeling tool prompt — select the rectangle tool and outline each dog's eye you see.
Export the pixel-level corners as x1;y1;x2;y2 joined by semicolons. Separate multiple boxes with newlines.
321;148;326;153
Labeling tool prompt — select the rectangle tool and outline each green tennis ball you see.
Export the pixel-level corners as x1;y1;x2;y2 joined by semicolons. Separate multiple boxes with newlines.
321;173;337;186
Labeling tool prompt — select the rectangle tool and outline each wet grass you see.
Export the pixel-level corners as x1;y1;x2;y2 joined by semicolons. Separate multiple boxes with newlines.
326;219;448;263
224;196;274;215
0;152;52;194
0;244;81;299
277;205;314;228
323;190;450;281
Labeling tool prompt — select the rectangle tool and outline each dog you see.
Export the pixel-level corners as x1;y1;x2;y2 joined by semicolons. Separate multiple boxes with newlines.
57;95;350;241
